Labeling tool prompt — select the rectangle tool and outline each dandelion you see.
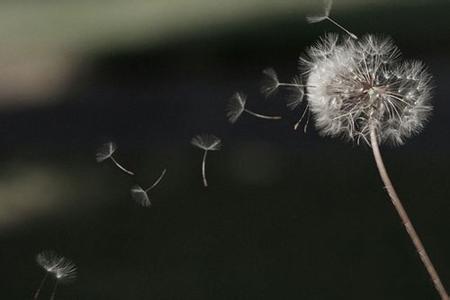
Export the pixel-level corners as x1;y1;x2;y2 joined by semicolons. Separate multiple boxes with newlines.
96;141;134;175
130;168;167;207
306;0;357;40
191;134;221;187
226;92;282;123
303;33;448;299
261;69;309;131
35;251;77;300
304;34;432;145
261;68;306;100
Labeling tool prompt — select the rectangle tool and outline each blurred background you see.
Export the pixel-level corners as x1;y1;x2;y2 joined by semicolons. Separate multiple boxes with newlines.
1;0;449;299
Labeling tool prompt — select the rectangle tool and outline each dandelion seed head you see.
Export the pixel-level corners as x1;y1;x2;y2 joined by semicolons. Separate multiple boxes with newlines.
130;185;151;207
191;134;222;151
261;68;280;97
96;142;117;162
304;34;432;145
37;250;59;272
226;92;246;123
36;251;77;283
54;261;77;282
306;0;332;23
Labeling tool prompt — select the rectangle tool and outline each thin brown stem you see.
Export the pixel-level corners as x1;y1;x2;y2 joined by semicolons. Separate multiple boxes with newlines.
369;126;448;300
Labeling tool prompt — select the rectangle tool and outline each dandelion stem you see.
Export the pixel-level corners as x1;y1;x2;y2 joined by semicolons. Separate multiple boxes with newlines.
110;156;134;176
33;273;48;299
145;169;167;192
244;109;282;120
50;280;58;300
201;150;208;187
370;126;448;300
326;17;358;40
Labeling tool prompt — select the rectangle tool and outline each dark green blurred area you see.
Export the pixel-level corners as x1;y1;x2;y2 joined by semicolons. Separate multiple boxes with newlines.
1;1;450;299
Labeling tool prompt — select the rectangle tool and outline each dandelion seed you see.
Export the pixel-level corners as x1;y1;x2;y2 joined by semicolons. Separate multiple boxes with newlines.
261;69;310;130
285;76;310;132
306;0;358;40
303;34;448;299
96;142;134;175
226;92;282;123
261;68;308;100
130;169;167;207
261;68;282;97
35;251;77;300
191;134;221;187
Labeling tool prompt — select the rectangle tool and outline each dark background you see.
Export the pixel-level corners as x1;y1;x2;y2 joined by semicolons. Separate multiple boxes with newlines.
1;1;450;299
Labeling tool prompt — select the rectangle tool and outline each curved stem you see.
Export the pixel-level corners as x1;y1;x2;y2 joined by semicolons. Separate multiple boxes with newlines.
50;281;58;300
244;109;282;120
201;151;208;187
33;273;48;299
145;169;167;192
370;126;448;300
110;156;134;175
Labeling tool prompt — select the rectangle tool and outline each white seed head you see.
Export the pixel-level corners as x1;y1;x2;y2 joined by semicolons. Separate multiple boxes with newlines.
130;185;151;207
306;0;332;23
261;68;281;97
191;134;222;151
226;92;246;123
96;142;117;162
36;251;77;283
37;250;59;272
303;34;432;145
